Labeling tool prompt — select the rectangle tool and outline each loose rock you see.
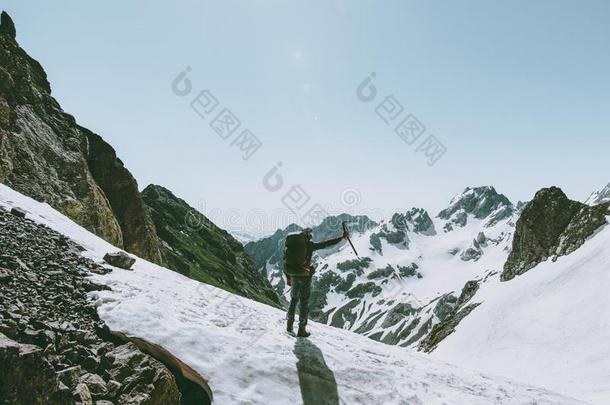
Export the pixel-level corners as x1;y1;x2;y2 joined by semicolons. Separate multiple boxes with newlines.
0;206;181;404
103;252;135;270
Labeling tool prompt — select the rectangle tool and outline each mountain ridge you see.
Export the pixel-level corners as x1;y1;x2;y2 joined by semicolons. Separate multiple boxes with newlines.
0;11;278;306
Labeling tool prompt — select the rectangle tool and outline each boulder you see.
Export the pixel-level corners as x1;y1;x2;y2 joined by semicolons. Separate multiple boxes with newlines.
103;252;135;270
10;207;26;218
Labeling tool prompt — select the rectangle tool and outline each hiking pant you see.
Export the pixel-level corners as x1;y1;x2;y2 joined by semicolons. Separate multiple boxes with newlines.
287;276;312;328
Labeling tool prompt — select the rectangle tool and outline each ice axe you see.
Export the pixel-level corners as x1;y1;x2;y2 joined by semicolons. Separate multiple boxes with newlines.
342;221;359;258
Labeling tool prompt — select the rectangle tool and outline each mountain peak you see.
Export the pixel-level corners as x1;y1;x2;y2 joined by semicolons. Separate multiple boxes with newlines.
585;182;610;206
142;184;173;199
439;186;513;230
0;11;16;39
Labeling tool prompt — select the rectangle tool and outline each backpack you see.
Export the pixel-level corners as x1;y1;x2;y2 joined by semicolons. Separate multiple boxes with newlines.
283;232;309;276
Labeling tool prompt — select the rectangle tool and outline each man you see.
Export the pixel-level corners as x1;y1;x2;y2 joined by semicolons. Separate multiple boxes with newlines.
285;227;348;337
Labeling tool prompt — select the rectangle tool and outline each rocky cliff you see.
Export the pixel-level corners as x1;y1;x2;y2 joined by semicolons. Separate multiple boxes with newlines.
0;12;160;263
141;184;281;307
501;186;609;281
85;129;161;264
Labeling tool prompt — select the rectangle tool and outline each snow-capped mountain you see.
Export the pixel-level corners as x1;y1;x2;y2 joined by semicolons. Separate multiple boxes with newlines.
229;230;270;245
0;183;590;405
586;182;610;205
246;186;520;347
430;187;610;404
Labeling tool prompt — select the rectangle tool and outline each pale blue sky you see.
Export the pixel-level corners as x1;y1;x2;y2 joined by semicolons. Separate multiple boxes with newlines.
4;1;609;232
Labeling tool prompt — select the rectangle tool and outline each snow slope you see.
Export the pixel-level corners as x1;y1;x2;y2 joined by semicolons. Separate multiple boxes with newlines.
0;183;588;404
432;221;610;404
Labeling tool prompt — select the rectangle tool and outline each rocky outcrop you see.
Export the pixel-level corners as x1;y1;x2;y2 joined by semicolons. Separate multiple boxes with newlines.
419;279;481;353
381;303;416;329
501;187;609;281
0;12;160;263
419;303;480;353
0;12;16;39
309;272;343;321
346;282;382;299
141;184;281;307
336;257;372;275
392;207;436;235
369;219;409;252
85;130;161;263
0;205;183;404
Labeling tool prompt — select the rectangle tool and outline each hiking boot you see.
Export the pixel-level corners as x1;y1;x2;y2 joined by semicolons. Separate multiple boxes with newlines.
287;319;294;334
297;326;310;338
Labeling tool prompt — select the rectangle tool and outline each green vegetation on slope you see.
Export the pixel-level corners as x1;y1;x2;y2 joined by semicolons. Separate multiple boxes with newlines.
142;185;281;307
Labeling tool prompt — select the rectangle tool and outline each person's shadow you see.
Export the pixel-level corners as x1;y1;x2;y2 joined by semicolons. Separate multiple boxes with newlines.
293;338;340;405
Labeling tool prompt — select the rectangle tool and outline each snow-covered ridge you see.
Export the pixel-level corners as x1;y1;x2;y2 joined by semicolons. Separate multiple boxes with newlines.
432;215;610;404
586;182;610;205
0;183;588;404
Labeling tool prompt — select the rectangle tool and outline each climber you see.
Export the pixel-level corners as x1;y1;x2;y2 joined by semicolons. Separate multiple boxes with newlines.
284;227;348;337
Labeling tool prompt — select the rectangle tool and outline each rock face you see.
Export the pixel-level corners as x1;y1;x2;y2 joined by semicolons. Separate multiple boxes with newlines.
141;184;281;307
393;208;436;235
85;130;162;264
0;12;160;263
419;279;481;353
0;11;15;39
501;187;609;281
0;205;181;404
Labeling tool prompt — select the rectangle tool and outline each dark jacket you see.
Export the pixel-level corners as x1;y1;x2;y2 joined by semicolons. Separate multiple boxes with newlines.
285;235;343;278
